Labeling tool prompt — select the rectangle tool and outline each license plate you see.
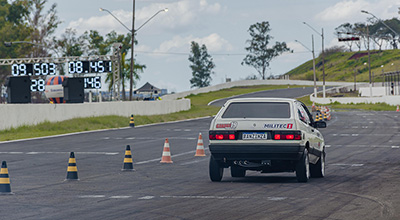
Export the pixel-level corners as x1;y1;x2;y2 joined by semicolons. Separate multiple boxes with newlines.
242;132;268;140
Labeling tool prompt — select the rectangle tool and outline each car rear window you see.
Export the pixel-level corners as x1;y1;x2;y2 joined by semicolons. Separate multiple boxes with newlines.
221;102;290;118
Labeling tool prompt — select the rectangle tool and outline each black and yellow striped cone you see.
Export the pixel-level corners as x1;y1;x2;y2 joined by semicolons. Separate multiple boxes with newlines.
122;145;135;171
0;161;12;194
66;152;79;180
129;115;135;127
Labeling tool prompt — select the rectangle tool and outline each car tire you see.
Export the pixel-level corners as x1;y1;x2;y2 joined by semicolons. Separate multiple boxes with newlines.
296;149;310;183
230;165;246;177
209;155;223;182
310;149;325;178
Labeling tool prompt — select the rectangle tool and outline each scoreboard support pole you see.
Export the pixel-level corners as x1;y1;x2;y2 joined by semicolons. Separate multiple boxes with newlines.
112;43;122;101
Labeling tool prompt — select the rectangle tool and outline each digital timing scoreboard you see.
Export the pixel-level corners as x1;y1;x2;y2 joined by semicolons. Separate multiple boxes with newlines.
9;60;111;91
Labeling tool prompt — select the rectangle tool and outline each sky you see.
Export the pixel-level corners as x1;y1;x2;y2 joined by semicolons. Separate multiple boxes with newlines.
46;0;400;93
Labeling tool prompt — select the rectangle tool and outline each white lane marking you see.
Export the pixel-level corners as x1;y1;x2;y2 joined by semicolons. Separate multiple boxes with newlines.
325;145;331;148
333;145;399;148
351;164;364;167
268;197;287;201
105;152;119;155
0;152;24;154
160;195;250;199
331;133;400;137
110;196;132;199
138;196;155;200
135;150;198;165
330;163;364;167
0;152;119;155
135;158;160;165
391;146;400;149
181;158;208;165
78;195;106;198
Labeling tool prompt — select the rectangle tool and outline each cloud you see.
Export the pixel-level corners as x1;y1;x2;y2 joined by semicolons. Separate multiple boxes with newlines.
66;0;223;35
316;0;400;23
154;33;233;54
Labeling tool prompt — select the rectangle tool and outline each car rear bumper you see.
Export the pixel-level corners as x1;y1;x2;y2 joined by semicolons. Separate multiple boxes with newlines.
209;143;305;161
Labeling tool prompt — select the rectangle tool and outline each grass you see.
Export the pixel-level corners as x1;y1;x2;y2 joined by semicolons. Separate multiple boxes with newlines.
0;84;301;141
287;49;400;83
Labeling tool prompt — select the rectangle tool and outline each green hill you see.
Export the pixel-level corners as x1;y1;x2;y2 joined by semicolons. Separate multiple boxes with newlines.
286;49;400;83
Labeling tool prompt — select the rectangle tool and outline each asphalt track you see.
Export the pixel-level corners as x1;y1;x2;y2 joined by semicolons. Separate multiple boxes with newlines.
1;89;400;219
209;87;316;106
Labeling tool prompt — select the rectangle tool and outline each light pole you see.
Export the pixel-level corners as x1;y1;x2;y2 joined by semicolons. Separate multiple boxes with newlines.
303;22;326;98
361;10;400;48
295;36;317;98
4;41;59;57
100;6;168;100
360;12;374;97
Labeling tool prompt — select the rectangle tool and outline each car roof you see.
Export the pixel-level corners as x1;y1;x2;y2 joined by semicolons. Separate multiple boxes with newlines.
223;97;297;106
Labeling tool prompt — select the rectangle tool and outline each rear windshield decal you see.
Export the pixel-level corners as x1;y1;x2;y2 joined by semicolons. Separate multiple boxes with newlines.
264;123;293;129
216;121;238;129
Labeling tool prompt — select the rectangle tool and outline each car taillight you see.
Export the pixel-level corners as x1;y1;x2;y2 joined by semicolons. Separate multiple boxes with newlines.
273;131;301;140
209;131;236;140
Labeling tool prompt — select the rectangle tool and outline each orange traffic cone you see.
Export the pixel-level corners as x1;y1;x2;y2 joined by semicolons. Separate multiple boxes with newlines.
160;138;173;163
195;133;206;156
122;145;135;171
396;105;399;112
0;161;12;194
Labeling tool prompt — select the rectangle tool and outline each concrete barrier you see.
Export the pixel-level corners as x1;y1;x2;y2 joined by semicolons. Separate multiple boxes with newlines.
311;95;400;105
0;99;190;130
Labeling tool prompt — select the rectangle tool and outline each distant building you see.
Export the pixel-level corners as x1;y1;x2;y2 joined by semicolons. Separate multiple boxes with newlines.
133;82;167;100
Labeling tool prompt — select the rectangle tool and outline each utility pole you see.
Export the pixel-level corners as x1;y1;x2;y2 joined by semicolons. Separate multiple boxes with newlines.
367;23;372;97
312;35;317;98
321;28;326;98
129;0;136;101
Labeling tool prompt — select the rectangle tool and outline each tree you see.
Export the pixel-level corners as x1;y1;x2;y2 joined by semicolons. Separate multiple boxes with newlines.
188;41;215;88
85;30;109;56
242;21;290;80
335;18;400;51
54;28;86;57
335;23;355;51
0;0;32;85
28;0;62;57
